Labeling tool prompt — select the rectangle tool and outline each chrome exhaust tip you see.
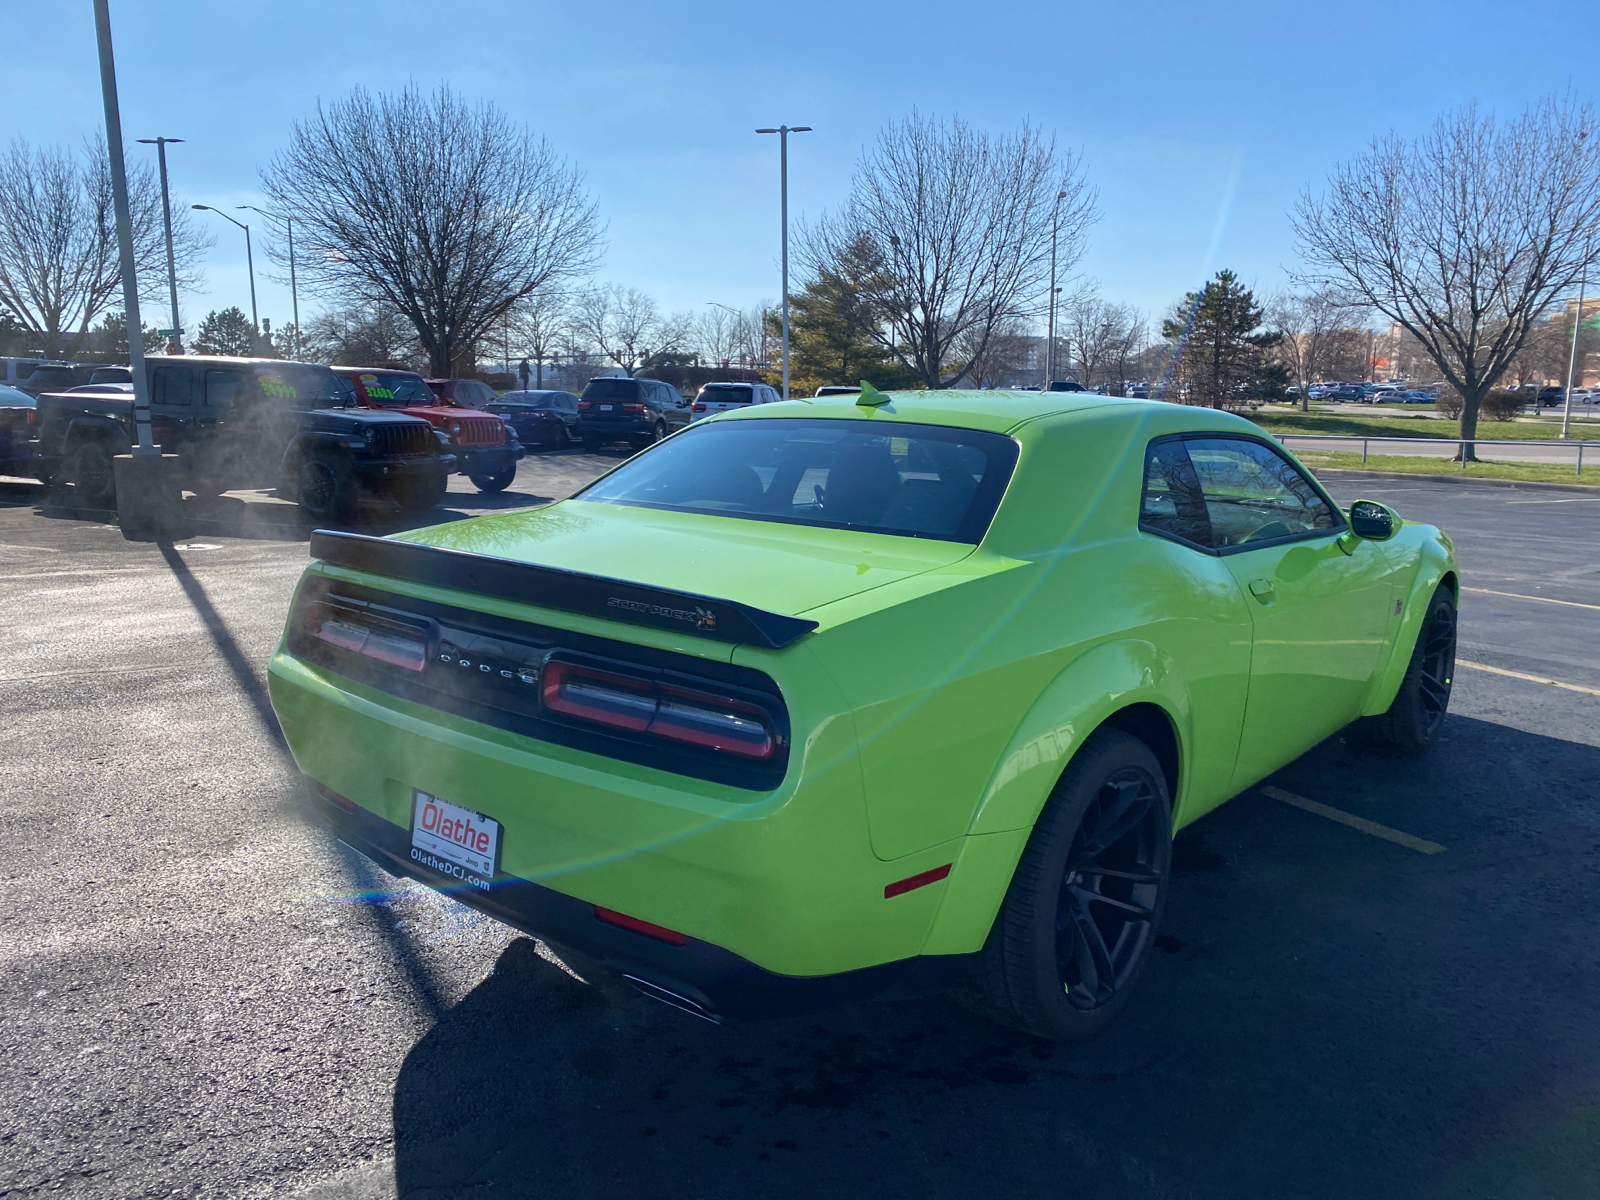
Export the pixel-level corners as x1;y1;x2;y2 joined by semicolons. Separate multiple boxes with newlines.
622;975;723;1024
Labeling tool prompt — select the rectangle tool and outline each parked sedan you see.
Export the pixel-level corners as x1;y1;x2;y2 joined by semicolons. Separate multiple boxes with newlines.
269;387;1457;1039
483;390;581;449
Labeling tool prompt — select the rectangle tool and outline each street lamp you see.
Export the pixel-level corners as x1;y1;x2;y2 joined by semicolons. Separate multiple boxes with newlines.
755;125;811;401
135;136;183;353
1561;236;1591;440
239;205;298;359
1046;190;1067;386
191;204;258;338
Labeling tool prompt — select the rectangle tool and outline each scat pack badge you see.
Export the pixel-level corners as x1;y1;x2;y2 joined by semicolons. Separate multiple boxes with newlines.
607;596;718;631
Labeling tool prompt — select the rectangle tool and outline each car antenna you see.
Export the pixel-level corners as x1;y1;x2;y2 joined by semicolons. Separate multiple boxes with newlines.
856;381;892;408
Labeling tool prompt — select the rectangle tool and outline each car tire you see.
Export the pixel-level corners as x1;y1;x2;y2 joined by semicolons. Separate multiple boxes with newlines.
174;440;225;499
64;439;117;507
582;437;604;453
295;449;356;522
651;421;667;443
960;728;1172;1041
469;465;517;493
1355;585;1455;754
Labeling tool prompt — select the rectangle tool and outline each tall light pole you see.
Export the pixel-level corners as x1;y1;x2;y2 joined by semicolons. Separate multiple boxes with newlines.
1046;190;1067;387
239;205;298;358
192;204;258;338
756;125;811;401
136;137;183;354
92;0;152;454
1562;236;1591;440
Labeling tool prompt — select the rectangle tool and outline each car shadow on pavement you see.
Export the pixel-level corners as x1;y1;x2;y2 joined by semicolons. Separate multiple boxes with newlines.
385;716;1600;1200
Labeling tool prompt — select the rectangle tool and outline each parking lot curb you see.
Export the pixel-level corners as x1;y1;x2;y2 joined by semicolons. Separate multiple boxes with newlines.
1314;468;1600;494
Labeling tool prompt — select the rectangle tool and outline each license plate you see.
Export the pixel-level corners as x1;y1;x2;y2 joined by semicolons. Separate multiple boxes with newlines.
598;404;613;411
410;790;500;886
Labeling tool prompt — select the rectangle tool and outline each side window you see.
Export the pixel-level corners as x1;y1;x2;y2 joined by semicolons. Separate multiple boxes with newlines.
205;369;248;408
1140;440;1212;549
152;366;194;406
1183;438;1339;549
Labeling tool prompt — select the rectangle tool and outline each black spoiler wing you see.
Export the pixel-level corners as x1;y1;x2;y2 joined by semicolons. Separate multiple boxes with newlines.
307;529;818;650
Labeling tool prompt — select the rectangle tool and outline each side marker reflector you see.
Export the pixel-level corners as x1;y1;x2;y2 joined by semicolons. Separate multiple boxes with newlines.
594;905;688;945
884;863;952;899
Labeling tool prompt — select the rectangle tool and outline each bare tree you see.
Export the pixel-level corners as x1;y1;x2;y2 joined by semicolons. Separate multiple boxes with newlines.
571;284;665;375
301;304;423;370
261;84;602;377
507;290;571;387
956;316;1034;388
803;112;1096;388
0;137;209;358
1062;286;1144;389
1269;289;1349;410
1294;97;1600;453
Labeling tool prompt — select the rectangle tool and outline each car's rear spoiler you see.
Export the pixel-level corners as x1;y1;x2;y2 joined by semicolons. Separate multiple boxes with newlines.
308;529;818;650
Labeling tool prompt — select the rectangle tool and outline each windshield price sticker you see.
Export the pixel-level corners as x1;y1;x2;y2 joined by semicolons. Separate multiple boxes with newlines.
410;790;500;886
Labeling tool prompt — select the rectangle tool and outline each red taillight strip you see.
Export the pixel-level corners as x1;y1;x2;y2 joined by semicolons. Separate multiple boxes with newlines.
884;863;952;899
594;905;688;945
313;615;427;671
542;660;776;759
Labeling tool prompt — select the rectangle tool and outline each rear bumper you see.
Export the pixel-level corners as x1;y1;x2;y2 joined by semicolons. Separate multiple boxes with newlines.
577;418;650;442
306;780;967;1020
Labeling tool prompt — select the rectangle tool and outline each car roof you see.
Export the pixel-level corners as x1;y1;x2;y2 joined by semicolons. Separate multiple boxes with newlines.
331;365;425;377
712;387;1125;434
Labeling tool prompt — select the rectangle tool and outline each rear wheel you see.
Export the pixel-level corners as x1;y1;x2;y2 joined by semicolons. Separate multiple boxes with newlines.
651;420;667;443
64;440;117;507
962;728;1172;1041
469;464;517;493
1356;585;1455;753
295;449;356;522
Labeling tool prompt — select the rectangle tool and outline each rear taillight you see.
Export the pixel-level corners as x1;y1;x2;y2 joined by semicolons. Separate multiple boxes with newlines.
577;401;590;410
541;660;775;759
310;611;427;671
691;402;706;411
621;402;646;412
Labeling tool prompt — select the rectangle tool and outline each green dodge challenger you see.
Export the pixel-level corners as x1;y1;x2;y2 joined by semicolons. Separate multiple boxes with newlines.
267;388;1457;1039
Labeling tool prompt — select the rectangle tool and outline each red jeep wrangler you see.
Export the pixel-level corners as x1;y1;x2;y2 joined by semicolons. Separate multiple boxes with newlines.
333;368;524;492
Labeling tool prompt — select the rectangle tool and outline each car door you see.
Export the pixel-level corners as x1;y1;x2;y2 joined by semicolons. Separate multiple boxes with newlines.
1177;435;1402;789
149;361;198;454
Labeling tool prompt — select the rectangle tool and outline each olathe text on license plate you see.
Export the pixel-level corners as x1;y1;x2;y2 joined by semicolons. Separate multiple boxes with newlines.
410;791;499;889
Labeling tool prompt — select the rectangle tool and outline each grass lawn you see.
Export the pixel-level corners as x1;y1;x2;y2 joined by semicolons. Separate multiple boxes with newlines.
1251;408;1600;441
1291;448;1598;487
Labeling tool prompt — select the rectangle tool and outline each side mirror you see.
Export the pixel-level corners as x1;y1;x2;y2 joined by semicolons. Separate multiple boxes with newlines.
1348;499;1400;541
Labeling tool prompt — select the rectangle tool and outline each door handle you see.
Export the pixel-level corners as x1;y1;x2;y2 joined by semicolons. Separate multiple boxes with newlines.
1248;578;1275;600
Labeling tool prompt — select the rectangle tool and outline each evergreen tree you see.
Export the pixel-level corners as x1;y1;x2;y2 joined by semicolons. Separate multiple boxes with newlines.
195;307;257;357
787;233;916;392
1161;270;1281;408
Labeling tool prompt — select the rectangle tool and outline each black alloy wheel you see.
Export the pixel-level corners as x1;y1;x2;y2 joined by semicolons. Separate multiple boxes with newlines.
1358;585;1456;753
962;728;1173;1040
297;451;354;521
470;464;517;493
65;440;117;507
652;421;667;443
1057;770;1166;1011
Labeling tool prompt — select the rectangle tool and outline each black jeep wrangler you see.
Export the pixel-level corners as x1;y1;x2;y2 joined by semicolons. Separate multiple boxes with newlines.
31;356;453;520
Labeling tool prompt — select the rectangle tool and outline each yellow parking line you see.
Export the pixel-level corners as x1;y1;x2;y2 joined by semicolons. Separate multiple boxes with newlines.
1462;586;1600;612
1260;786;1445;855
1457;659;1600;697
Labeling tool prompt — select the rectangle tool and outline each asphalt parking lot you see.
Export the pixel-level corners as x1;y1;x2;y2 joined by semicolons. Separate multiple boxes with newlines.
2;456;1597;1199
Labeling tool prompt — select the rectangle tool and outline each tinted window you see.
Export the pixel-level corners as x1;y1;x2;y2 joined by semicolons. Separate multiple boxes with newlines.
581;378;641;401
205;369;249;407
152;365;194;406
579;418;1018;544
1139;440;1211;548
1184;438;1339;548
253;365;354;406
702;385;754;405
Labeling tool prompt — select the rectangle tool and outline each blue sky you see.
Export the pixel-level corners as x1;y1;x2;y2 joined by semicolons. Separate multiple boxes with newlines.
5;0;1594;337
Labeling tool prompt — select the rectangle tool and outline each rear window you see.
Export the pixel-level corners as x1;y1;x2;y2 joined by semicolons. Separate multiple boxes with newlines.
582;378;642;401
356;372;434;405
578;418;1018;544
700;385;754;405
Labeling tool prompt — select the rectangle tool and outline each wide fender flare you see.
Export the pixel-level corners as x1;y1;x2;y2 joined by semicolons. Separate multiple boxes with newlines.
63;416;132;457
279;431;347;480
1360;539;1457;717
917;640;1188;958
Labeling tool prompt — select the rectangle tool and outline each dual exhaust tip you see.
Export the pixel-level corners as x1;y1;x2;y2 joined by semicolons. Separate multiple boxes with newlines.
622;974;723;1024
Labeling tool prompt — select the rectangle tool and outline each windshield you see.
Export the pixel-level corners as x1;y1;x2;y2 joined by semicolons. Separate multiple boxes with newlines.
578;418;1018;543
581;378;642;401
356;372;435;406
255;365;355;406
700;386;753;405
